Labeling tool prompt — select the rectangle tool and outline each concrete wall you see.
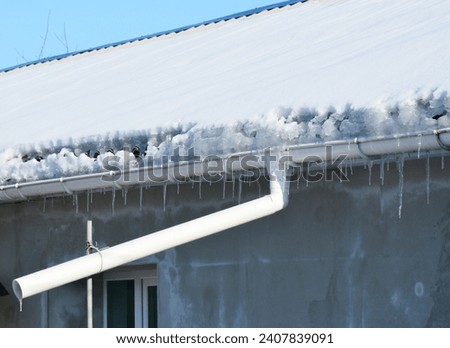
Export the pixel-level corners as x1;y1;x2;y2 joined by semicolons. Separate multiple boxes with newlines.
0;155;449;327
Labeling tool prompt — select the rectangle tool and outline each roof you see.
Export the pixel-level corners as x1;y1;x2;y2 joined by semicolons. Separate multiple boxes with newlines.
0;0;306;74
0;0;450;186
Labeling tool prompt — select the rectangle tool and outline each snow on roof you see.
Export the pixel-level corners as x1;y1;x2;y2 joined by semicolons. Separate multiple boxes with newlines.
0;0;306;74
1;0;450;185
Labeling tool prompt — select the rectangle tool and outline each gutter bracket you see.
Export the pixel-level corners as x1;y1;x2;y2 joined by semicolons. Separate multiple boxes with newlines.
434;130;450;151
0;187;14;201
355;138;370;159
60;178;73;195
14;184;28;201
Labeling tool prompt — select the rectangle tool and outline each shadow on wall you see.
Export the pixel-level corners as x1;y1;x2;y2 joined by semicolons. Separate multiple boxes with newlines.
0;282;8;296
427;201;450;327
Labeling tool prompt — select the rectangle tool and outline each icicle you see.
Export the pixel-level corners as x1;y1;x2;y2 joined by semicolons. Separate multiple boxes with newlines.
42;197;46;213
124;189;128;206
397;155;404;219
387;158;390;171
199;180;202;200
350;158;354;175
86;191;90;213
163;183;167;212
90;190;93;204
139;185;143;211
296;173;301;190
442;151;445;170
426;153;430;205
305;169;309;187
223;175;226;200
417;134;422;159
73;194;79;214
257;180;262;197
232;174;236;198
19;300;23;312
238;179;242;204
380;157;385;186
112;189;116;216
176;182;180;195
368;161;373;186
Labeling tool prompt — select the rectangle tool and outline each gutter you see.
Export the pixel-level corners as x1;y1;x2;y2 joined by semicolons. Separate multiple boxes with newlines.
13;168;289;302
1;128;450;204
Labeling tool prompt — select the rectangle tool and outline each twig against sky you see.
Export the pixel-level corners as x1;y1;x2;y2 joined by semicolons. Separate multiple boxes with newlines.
38;10;51;59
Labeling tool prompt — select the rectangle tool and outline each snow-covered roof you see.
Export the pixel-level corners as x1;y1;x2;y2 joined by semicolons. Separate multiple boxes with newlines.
1;0;306;74
1;0;450;186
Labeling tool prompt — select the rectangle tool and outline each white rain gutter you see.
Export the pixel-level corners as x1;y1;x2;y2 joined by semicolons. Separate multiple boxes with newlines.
12;169;289;302
1;128;450;204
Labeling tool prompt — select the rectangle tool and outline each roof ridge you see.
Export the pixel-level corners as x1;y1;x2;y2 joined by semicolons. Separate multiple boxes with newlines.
0;0;307;74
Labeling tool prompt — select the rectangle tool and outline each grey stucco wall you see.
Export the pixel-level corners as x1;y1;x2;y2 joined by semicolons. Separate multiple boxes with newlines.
0;155;449;327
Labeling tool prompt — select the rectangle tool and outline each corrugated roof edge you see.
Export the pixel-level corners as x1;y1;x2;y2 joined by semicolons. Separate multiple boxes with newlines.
0;0;307;74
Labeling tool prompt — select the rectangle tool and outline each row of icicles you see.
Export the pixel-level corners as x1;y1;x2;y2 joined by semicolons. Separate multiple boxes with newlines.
41;151;445;219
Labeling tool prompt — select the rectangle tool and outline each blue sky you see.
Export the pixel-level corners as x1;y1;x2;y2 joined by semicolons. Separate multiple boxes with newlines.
0;0;281;70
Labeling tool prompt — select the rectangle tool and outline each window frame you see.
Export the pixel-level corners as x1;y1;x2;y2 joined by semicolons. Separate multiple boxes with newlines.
103;266;157;328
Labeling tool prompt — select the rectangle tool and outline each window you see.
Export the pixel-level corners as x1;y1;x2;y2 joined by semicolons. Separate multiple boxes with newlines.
103;267;157;328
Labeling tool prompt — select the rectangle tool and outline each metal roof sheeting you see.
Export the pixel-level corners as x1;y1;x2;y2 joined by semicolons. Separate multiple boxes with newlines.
0;0;306;74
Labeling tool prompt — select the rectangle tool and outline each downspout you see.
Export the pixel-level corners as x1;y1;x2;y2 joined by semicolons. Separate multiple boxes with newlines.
86;220;93;329
12;169;289;303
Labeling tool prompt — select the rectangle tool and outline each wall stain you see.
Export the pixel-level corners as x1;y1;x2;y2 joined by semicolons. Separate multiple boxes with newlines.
427;202;450;327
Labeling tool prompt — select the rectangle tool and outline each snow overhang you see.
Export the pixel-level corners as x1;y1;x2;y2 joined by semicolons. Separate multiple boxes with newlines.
1;128;450;204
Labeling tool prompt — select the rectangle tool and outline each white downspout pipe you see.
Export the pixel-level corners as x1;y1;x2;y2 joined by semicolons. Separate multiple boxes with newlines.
12;169;289;303
86;220;93;329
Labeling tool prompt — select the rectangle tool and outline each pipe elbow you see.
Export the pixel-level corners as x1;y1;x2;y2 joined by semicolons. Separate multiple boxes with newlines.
269;170;289;210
